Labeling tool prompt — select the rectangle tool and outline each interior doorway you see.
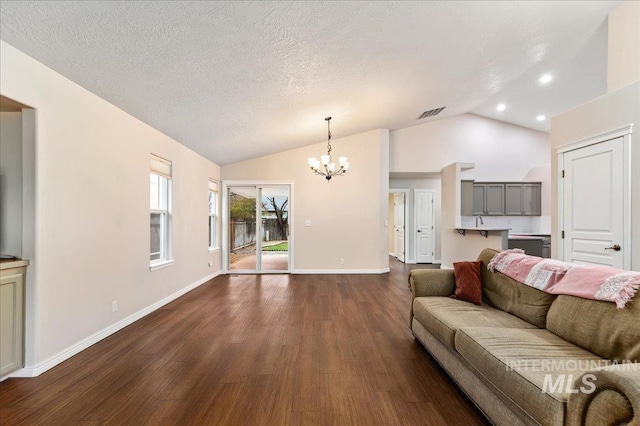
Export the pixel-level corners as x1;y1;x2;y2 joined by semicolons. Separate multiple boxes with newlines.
224;182;292;273
389;189;409;263
414;189;435;263
558;127;631;269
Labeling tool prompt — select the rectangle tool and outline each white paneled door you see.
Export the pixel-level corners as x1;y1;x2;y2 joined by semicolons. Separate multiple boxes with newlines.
393;192;405;262
415;190;434;263
561;137;626;268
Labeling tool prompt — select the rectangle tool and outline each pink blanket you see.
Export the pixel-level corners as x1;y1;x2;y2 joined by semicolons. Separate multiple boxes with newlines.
488;249;639;309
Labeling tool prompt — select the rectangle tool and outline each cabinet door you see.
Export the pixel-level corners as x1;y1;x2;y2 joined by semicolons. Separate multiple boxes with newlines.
485;184;505;215
1;272;24;376
461;180;474;216
505;184;524;215
472;184;486;215
522;183;541;215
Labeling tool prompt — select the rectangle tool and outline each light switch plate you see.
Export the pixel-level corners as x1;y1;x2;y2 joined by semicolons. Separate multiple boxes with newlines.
305;220;311;227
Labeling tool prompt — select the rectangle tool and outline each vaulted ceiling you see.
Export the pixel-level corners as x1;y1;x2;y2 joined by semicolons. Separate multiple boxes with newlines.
0;1;616;165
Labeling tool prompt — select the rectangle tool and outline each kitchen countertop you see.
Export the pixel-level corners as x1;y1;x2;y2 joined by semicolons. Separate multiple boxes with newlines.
0;259;30;270
509;233;551;241
456;227;511;231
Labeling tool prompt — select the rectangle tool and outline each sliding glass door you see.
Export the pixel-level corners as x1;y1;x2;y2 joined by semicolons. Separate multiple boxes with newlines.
227;184;290;273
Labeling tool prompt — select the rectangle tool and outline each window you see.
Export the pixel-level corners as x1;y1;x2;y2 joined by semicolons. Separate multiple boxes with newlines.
150;154;172;268
208;179;218;250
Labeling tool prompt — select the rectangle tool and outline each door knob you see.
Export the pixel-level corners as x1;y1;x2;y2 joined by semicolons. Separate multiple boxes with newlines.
417;230;422;233
604;244;621;252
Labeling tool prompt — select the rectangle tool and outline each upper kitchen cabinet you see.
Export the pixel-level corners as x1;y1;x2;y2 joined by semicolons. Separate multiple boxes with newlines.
472;183;505;216
461;180;474;216
505;183;541;216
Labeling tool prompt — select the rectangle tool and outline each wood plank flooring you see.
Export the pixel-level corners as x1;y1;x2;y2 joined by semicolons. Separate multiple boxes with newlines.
0;258;488;425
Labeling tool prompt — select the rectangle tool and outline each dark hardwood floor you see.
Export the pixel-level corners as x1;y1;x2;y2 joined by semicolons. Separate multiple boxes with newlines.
0;257;488;425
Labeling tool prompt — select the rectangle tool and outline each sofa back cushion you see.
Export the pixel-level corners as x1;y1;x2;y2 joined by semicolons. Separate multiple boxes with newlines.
477;248;557;328
546;295;640;361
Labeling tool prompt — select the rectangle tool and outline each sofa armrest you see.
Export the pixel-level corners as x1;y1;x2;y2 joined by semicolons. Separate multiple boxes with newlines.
408;269;456;327
566;365;640;426
408;269;456;297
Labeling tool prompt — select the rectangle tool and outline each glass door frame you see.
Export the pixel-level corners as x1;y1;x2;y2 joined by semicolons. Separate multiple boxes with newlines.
222;180;294;274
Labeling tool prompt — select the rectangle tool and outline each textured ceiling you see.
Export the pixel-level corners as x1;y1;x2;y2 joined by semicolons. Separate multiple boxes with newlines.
0;1;616;165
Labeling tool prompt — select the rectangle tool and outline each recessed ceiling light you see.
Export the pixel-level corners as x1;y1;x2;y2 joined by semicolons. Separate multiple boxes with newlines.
539;74;553;84
536;115;546;121
496;104;506;111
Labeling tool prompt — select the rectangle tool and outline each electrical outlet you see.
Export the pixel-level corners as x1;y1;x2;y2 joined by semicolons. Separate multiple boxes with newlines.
340;258;345;265
208;261;212;267
112;300;118;313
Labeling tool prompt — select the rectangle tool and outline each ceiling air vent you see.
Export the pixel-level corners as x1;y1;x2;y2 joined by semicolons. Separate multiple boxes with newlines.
417;107;446;120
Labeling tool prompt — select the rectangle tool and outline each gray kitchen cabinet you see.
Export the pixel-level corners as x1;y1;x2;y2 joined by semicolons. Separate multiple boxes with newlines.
472;183;504;216
461;180;474;216
485;184;505;215
522;183;541;215
472;184;486;215
505;183;541;216
505;184;524;215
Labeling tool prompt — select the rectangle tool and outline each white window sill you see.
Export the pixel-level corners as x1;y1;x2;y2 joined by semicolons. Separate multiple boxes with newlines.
208;247;220;254
149;259;175;272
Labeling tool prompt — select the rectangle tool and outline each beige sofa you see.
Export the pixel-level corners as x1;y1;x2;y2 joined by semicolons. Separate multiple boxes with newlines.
409;248;640;426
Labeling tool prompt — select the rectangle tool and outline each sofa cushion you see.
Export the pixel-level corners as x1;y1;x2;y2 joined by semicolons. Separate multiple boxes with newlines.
478;248;557;328
546;295;640;362
455;327;608;426
412;297;536;350
452;260;483;305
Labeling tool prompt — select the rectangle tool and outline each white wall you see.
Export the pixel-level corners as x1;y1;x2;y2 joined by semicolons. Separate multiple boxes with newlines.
20;109;37;367
0;41;222;372
390;113;550;181
551;1;639;269
389;178;442;262
550;82;640;269
388;193;394;254
607;1;640;92
0;111;23;256
522;163;552;216
222;129;390;272
440;163;504;268
390;114;551;261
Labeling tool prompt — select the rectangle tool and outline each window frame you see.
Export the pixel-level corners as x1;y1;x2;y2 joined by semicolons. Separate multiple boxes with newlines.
208;179;219;252
150;155;173;271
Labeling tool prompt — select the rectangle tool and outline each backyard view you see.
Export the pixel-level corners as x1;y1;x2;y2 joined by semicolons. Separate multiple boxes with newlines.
229;187;289;271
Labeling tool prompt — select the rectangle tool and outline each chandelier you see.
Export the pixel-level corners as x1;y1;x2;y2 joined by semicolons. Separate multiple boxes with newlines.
307;117;349;181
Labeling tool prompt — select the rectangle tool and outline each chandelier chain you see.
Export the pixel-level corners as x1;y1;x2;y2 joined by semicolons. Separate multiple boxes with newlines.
326;119;332;155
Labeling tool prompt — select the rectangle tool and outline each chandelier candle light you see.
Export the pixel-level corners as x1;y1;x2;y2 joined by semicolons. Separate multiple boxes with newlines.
308;117;349;181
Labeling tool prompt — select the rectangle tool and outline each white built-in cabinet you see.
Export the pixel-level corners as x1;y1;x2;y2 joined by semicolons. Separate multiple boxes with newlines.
0;262;26;377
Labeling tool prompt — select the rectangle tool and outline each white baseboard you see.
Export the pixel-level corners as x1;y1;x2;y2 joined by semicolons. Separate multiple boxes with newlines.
388;252;395;257
1;270;221;381
293;268;390;274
